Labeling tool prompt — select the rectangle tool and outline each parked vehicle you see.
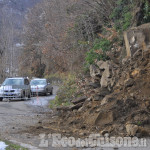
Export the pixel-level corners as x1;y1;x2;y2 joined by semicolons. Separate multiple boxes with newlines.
30;78;53;96
0;77;31;101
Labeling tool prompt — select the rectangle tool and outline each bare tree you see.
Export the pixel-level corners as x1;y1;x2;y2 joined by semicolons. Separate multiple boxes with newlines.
21;0;117;76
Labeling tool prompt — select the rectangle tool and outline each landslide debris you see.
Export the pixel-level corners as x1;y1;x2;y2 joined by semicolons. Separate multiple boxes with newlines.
37;49;150;138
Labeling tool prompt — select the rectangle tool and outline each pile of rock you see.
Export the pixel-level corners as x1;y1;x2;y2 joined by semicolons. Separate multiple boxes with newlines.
90;61;116;90
53;49;150;138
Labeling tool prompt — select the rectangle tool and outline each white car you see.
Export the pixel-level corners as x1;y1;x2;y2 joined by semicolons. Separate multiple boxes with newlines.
0;77;31;101
30;78;53;96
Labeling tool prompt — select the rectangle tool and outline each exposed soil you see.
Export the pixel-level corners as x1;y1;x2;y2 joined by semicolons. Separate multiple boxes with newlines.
26;50;150;140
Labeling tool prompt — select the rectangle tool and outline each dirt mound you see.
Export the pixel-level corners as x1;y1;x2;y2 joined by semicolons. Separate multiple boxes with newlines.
27;49;150;138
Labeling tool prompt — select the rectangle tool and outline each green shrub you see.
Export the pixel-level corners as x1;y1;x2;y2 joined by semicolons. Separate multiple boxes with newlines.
49;74;77;108
143;0;150;23
85;38;111;66
110;0;133;31
123;12;132;30
85;49;99;65
93;38;111;51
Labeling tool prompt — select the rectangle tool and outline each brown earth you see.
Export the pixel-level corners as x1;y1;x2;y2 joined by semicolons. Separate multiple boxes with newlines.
24;49;150;139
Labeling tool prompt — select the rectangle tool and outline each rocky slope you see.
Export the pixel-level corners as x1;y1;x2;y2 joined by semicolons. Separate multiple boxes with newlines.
51;49;149;138
35;46;150;140
27;24;150;138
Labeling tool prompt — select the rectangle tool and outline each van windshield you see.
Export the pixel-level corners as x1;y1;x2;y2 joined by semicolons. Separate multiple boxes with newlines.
30;80;47;86
2;79;24;86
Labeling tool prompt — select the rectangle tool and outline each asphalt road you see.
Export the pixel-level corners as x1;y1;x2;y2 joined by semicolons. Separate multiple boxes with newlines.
0;86;60;149
0;85;149;150
0;94;55;132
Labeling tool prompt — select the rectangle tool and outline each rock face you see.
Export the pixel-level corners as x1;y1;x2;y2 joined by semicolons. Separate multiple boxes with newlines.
90;61;115;91
50;36;150;138
124;23;150;57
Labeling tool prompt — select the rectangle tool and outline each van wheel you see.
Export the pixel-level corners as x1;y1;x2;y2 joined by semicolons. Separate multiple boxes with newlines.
45;89;48;96
21;92;26;100
50;90;53;95
28;92;31;99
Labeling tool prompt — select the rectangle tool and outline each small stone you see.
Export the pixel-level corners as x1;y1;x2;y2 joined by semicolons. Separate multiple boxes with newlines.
126;123;138;136
72;96;87;104
79;132;85;136
95;108;101;113
131;69;140;77
122;58;128;65
87;97;92;101
101;98;108;105
118;126;124;131
100;130;109;135
87;82;100;88
124;78;134;88
78;106;84;112
73;109;77;113
130;93;134;97
93;95;104;101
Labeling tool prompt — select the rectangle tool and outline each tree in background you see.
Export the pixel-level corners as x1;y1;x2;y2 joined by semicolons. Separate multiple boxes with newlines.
21;0;149;77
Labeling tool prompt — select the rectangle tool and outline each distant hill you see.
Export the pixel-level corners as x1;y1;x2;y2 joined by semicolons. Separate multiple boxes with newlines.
0;0;41;43
0;0;41;12
0;0;41;78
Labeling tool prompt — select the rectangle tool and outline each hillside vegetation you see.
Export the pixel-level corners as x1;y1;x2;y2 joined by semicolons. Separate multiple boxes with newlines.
0;0;40;81
20;0;150;77
20;0;150;137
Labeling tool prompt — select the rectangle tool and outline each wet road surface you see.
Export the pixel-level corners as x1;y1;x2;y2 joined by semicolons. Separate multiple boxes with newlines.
0;85;149;150
0;86;59;150
26;95;56;107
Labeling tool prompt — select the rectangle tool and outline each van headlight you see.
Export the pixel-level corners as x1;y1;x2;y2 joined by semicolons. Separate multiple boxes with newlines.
15;89;22;96
16;89;22;93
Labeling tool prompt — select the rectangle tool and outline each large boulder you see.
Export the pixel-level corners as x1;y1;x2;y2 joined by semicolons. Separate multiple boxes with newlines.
96;61;115;89
100;70;112;88
124;23;150;57
95;111;114;126
97;61;111;77
126;123;138;136
84;111;114;126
